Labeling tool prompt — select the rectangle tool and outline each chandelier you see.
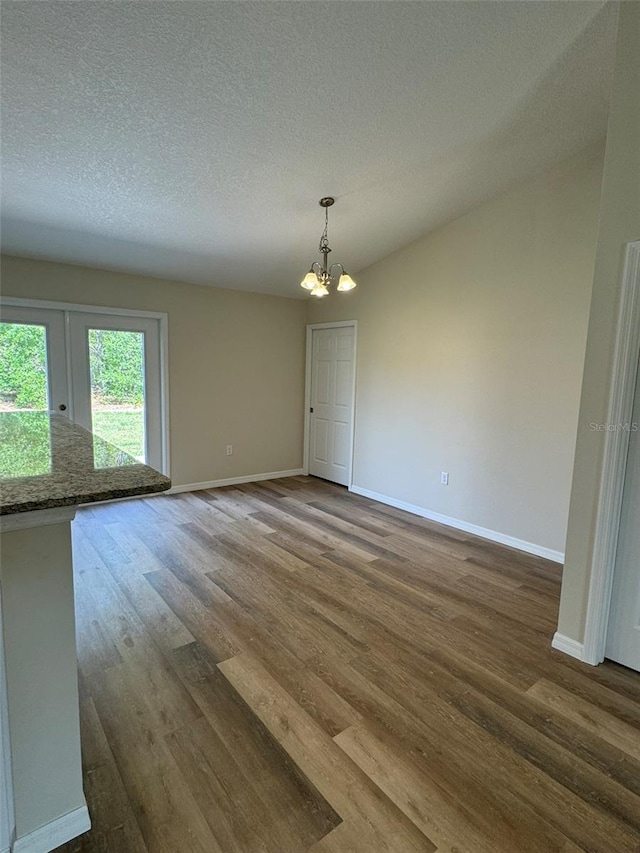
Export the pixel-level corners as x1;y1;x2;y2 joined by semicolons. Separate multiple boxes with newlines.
300;197;357;297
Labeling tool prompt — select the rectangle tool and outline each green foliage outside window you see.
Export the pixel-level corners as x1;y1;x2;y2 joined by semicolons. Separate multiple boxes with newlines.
88;329;144;406
0;323;49;409
0;324;145;409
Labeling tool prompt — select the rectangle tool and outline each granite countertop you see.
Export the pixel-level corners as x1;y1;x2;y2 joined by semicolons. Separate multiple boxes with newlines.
0;412;171;515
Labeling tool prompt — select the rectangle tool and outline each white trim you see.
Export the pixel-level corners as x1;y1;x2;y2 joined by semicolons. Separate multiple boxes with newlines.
63;311;75;421
0;506;76;533
582;242;640;666
349;484;565;563
165;468;305;494
305;321;357;328
304;321;358;487
159;313;171;478
551;632;585;662
12;803;90;853
0;296;165;321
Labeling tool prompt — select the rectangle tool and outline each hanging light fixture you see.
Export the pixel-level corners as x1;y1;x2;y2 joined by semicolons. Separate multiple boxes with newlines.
300;197;357;297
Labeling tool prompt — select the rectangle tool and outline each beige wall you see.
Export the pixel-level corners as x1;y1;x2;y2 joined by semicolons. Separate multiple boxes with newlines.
0;255;307;487
308;146;604;556
559;3;640;643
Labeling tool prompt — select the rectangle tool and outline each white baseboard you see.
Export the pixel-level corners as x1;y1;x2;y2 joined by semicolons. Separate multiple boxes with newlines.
13;803;90;853
349;485;565;564
166;468;305;495
551;632;586;662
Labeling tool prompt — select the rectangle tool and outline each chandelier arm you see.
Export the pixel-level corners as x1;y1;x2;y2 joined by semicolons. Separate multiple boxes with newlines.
328;262;345;278
309;260;331;284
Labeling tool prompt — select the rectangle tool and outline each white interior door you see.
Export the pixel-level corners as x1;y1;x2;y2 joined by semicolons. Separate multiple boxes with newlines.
309;325;355;486
606;363;640;672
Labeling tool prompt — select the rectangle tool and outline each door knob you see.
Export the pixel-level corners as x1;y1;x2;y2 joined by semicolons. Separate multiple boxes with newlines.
58;404;67;411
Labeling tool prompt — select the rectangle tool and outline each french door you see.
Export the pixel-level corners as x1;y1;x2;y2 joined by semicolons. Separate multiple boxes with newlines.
0;302;167;473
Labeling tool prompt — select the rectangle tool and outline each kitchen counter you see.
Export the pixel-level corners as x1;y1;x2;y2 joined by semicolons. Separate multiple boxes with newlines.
0;412;170;852
0;411;170;515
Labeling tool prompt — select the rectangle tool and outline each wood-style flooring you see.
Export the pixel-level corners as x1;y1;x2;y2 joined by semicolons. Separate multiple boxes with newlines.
54;476;640;853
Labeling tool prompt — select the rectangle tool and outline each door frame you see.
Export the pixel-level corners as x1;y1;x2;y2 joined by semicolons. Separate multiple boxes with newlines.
582;241;640;665
0;296;170;476
303;321;358;488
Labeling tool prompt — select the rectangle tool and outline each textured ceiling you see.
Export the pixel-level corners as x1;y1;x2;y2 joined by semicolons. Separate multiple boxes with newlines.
1;1;617;297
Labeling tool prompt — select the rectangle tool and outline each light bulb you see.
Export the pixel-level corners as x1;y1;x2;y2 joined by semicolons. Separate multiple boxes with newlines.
300;269;318;290
310;281;329;298
337;272;357;292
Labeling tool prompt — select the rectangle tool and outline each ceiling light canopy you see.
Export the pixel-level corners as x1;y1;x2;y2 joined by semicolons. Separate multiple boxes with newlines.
300;197;357;297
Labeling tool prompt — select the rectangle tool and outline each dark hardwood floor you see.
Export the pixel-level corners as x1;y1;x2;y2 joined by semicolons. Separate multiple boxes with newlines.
54;476;640;853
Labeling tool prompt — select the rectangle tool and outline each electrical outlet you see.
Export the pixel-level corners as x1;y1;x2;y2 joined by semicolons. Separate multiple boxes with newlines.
440;471;449;485
226;445;233;456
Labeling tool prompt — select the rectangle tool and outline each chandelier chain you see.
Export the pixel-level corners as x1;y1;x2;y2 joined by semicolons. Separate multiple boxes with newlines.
319;206;330;254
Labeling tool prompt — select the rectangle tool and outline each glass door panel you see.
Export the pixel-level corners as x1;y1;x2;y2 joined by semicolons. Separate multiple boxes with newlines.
69;312;163;472
0;411;52;478
0;322;50;412
0;306;68;416
0;305;68;478
88;329;146;463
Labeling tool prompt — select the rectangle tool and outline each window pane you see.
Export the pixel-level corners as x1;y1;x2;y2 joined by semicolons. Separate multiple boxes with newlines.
0;322;50;411
88;329;146;464
0;412;52;477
